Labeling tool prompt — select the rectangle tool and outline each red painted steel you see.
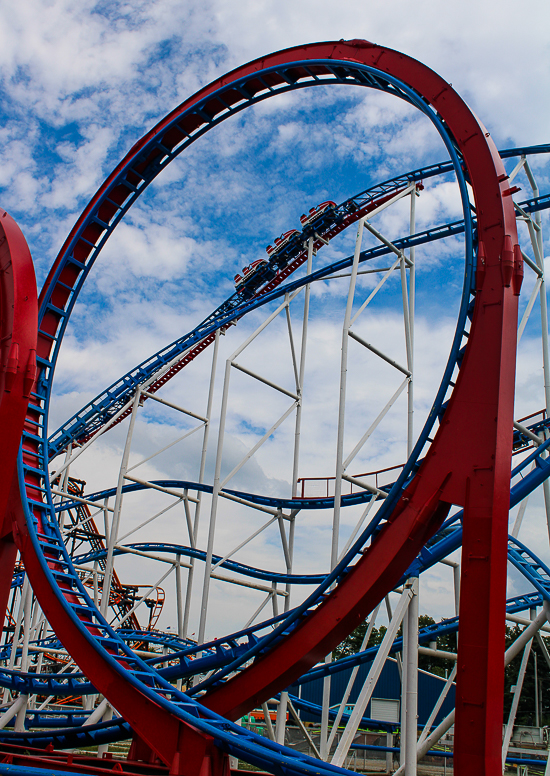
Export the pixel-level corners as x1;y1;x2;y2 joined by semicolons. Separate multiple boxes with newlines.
15;41;518;776
0;208;37;635
194;45;519;776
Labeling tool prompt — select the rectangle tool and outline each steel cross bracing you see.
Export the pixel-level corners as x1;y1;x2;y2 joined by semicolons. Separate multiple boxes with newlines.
4;476;550;703
46;146;550;463
49;400;550;611
45;181;550;474
3;41;548;776
0;578;542;720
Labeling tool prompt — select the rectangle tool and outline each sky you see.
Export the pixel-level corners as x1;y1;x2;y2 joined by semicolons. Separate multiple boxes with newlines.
1;0;550;639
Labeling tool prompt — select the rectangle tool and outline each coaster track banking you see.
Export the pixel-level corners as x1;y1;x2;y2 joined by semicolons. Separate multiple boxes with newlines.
1;40;545;776
47;144;550;461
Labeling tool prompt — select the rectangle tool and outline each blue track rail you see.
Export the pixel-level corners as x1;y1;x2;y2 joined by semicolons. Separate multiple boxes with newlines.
4;430;550;714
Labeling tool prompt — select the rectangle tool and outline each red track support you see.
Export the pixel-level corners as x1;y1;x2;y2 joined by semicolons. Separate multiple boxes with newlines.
13;41;519;776
0;208;37;636
452;241;520;771
197;43;520;776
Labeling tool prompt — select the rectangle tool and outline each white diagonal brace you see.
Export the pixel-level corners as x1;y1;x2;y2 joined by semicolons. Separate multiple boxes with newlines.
331;586;413;766
231;361;299;401
326;604;381;751
220;401;298;489
394;605;550;775
348;330;411;376
343;377;409;470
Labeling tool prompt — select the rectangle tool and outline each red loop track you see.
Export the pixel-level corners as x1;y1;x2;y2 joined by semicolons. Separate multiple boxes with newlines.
7;42;521;776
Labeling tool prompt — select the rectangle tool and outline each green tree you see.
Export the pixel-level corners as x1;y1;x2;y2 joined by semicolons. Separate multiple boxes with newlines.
504;624;550;725
334;616;550;724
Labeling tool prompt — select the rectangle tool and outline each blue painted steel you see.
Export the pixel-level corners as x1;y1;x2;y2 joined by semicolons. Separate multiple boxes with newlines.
0;764;125;776
56;477;384;511
347;744;545;769
73;541;328;585
287;693;396;733
0;717;131;749
2;413;544;706
47;184;550;461
7;432;549;706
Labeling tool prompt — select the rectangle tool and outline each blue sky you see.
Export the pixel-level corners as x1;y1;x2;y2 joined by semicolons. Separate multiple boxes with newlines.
2;0;550;634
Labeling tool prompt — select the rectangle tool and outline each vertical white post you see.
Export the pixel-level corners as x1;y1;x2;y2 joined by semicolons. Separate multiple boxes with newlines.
502;638;533;762
57;443;73;530
198;357;232;644
292;237;314;496
400;597;408;768
284;516;296;613
407;189;416;456
404;577;419;776
321;220;364;759
276;693;289;745
93;560;99;608
524;160;550;544
386;732;394;773
320;660;332;761
175;554;183;638
333;219;365;568
101;390;141;617
19;583;33;674
535;650;540;727
453;563;460;616
183;329;220;639
12;582;33;731
97;704;114;758
3;576;30;703
399;254;413;460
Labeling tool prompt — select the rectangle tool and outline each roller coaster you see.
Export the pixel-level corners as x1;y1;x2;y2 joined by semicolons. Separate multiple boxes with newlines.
1;39;550;776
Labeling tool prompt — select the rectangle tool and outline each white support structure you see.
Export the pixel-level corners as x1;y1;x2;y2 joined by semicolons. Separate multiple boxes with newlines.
100;389;141;616
331;586;414;767
332;218;366;572
198;286;308;645
401;577;419;776
182;328;221;638
394;607;550;776
326;604;381;752
502;638;533;764
276;691;289;745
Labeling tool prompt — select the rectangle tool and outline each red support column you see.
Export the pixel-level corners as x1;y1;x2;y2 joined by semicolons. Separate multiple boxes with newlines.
453;245;520;773
0;209;37;638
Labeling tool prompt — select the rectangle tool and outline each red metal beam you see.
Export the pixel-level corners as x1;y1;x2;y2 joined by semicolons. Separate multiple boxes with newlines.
199;42;519;776
0;208;37;636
